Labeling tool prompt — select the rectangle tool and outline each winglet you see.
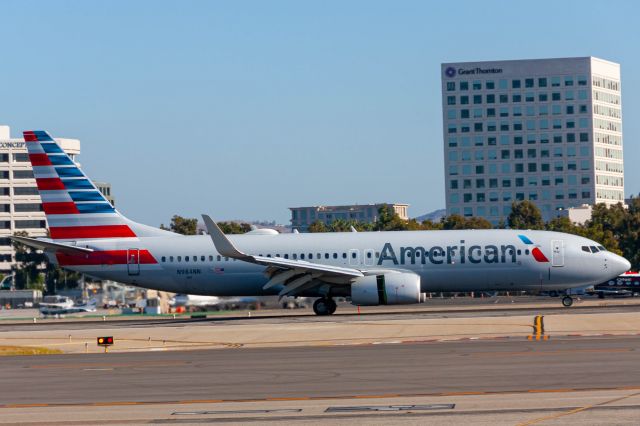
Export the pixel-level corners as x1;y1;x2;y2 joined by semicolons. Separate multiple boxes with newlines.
201;214;251;260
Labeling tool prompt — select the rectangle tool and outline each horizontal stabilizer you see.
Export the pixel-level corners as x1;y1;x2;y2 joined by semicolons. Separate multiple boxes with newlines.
10;235;94;255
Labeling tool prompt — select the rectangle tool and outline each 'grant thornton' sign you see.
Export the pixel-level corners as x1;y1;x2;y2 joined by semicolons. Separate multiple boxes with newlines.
445;66;503;77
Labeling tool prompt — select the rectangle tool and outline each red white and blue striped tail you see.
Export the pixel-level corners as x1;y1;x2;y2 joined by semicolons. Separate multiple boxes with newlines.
24;130;137;241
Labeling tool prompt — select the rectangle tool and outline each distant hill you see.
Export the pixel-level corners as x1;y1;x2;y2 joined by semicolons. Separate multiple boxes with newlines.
413;209;446;223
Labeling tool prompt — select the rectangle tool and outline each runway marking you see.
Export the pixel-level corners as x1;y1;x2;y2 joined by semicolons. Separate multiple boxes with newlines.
4;386;640;409
82;368;114;371
470;347;633;357
26;360;188;369
516;391;640;425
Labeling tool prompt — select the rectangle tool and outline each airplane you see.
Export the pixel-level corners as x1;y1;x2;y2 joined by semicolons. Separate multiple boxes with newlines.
12;131;631;315
39;298;97;317
169;293;258;310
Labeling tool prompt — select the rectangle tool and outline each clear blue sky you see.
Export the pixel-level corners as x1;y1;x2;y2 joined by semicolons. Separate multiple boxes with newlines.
0;0;638;226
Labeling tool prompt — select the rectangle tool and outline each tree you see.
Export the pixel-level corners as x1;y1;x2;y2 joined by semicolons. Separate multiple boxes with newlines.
217;221;251;234
307;221;328;233
12;231;46;291
161;215;198;235
508;201;544;230
463;216;493;229
374;205;410;231
441;214;467;230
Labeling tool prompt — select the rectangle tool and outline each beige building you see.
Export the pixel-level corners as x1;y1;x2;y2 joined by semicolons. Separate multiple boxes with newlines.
290;203;409;232
0;126;81;275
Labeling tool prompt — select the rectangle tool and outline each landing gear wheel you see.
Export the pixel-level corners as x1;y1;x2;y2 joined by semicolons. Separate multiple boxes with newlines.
313;298;336;316
562;296;574;307
327;298;337;315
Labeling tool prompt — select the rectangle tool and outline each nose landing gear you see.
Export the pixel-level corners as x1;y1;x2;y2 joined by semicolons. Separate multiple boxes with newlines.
562;296;574;307
313;297;337;315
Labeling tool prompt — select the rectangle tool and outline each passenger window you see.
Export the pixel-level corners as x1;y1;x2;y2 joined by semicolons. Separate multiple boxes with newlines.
525;249;530;255
351;252;356;259
342;253;347;259
209;255;213;261
276;254;281;257
217;255;221;261
267;254;272;257
325;253;329;259
300;254;305;260
293;254;298;260
201;256;205;262
177;256;182;262
366;252;372;258
309;253;313;259
376;252;380;258
517;249;521;255
582;246;590;253
317;253;321;259
333;253;338;259
284;254;289;259
161;256;166;262
192;256;196;262
169;256;174;262
185;256;189;262
224;257;229;261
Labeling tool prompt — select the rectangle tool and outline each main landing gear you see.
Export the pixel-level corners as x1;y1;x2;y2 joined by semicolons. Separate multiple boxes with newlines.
313;297;337;316
562;296;574;307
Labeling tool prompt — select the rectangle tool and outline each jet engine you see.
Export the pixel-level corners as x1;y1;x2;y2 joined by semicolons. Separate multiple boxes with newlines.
350;272;423;306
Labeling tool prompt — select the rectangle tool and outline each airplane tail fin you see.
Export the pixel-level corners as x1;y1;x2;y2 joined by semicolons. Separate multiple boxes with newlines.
23;130;169;241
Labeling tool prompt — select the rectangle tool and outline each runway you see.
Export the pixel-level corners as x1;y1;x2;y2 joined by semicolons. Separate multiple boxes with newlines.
2;336;640;424
2;336;640;405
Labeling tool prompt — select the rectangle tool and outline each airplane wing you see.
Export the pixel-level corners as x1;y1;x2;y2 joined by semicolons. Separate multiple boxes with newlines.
11;235;94;255
202;215;364;298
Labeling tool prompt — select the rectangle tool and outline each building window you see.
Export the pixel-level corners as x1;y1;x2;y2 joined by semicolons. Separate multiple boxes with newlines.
13;203;42;212
14;220;46;229
13;187;39;196
446;82;455;91
512;79;521;89
12;153;29;162
12;170;34;179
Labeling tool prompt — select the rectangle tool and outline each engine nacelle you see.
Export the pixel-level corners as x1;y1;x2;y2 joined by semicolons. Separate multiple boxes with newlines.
351;272;422;306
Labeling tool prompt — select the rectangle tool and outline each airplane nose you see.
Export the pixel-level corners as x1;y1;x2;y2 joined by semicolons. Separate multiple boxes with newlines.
609;253;631;276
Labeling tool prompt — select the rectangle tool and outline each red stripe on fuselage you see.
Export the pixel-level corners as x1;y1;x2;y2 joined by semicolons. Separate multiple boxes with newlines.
49;225;136;239
42;202;79;215
532;247;549;262
28;153;52;166
36;178;65;190
56;249;157;266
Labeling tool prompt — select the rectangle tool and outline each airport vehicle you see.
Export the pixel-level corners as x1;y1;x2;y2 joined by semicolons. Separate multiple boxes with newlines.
12;131;631;315
592;271;640;298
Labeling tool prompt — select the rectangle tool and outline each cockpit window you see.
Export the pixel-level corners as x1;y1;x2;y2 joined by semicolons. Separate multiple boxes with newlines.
597;246;606;251
582;246;590;253
590;246;599;253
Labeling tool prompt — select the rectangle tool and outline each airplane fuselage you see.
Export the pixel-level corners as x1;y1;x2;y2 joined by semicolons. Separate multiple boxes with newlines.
52;229;624;297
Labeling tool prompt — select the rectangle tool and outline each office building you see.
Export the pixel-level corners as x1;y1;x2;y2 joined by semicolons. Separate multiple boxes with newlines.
290;203;409;232
441;57;624;224
0;126;80;275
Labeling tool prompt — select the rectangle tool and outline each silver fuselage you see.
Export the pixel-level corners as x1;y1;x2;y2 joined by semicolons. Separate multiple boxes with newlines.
54;229;631;297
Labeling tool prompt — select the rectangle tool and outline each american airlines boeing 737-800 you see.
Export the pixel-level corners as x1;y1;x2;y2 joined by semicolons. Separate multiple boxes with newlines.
12;131;631;315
